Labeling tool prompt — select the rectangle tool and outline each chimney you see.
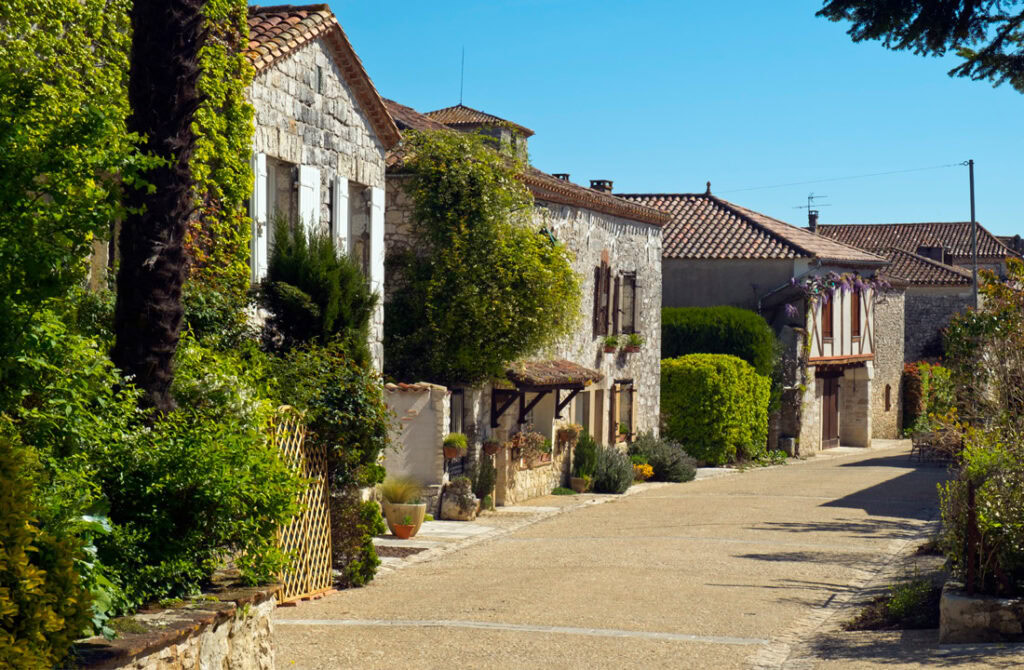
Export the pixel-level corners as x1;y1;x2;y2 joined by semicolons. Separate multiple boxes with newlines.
808;209;819;233
590;179;613;193
705;181;712;196
552;173;570;181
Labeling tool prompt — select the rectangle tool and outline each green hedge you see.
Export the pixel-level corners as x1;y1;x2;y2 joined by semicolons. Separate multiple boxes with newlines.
661;306;777;377
661;354;770;465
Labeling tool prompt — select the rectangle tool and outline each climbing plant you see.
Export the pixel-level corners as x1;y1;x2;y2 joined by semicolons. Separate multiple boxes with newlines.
385;130;581;385
186;0;256;304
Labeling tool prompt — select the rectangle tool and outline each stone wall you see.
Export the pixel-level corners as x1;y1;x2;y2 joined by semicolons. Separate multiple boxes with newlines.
75;587;276;670
838;366;872;448
250;37;387;369
904;287;974;361
940;581;1024;643
382;382;450;494
495;436;573;506
871;289;905;438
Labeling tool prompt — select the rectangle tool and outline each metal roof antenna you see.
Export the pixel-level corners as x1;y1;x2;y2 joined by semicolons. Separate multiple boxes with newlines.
795;192;831;230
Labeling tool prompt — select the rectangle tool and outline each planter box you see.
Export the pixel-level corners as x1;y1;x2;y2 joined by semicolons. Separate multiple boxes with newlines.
940;580;1024;643
381;501;427;538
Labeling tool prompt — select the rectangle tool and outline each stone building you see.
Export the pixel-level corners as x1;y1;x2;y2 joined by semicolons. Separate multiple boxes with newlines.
815;222;1020;361
618;189;903;452
380;100;668;505
245;4;401;369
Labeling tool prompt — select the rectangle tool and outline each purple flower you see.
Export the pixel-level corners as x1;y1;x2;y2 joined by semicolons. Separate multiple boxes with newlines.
784;303;798;319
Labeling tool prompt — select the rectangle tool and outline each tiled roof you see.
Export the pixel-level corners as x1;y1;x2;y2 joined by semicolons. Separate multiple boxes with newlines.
424;104;535;137
617;193;886;265
506;359;603;390
816;222;1015;259
382;100;668;226
247;5;400;149
881;248;973;286
384;382;448;393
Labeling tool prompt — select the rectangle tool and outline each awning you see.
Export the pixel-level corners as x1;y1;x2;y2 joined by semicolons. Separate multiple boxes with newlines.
492;360;603;428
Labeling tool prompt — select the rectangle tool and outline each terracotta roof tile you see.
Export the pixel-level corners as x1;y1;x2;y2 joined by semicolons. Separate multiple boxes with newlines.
881;248;973;286
816;222;1016;259
424;103;535;137
247;4;400;149
382;100;668;226
617;193;886;265
506;359;603;389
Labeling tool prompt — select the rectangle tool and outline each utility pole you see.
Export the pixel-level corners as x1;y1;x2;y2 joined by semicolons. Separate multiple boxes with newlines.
968;159;978;305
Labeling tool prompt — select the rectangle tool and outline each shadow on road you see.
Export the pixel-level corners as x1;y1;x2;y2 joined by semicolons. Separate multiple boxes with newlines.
752;516;923;540
803;629;1024;668
821;469;948;521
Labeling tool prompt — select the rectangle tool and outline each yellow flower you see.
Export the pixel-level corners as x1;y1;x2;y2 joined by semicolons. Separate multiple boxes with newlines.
633;463;654;481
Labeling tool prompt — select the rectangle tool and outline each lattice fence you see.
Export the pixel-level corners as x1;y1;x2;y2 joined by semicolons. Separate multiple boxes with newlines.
273;406;333;603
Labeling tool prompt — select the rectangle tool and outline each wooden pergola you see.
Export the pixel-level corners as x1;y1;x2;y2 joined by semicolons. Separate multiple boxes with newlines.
491;359;604;428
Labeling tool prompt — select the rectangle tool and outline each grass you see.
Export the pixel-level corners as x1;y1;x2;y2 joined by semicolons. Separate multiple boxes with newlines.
109;617;152;636
551;487;577;496
379;476;422;504
844;577;942;630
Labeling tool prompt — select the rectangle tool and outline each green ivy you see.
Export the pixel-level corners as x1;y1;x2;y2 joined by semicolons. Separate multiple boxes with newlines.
186;0;255;303
385;130;581;385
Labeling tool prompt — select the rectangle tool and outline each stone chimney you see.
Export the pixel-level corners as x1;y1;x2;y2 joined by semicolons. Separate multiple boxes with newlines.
552;173;570;181
590;179;613;193
808;210;819;233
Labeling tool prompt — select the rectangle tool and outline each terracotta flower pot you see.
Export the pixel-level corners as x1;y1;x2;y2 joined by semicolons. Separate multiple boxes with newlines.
624;345;640;353
443;445;463;460
603;346;617;354
482;442;500;456
570;476;589;493
392;524;416;540
381;502;426;538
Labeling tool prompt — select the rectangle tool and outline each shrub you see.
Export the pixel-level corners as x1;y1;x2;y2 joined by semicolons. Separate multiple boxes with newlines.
661;354;770;465
572;432;599;479
259;216;378;363
551;487;576;495
0;428;92;669
903;361;955;434
661;306;777;377
628;431;697;483
378;477;422;504
592;446;633;494
332;492;385;589
472;458;497;500
443;432;468;450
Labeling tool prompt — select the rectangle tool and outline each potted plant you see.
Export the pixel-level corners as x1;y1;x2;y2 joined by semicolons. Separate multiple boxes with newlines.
617;422;629;443
392;514;417;540
378;476;427;538
482;439;500;456
570;474;592;493
602;335;619;353
571;431;598;492
443;432;467;460
509;429;547;469
556;423;583;447
623;333;643;353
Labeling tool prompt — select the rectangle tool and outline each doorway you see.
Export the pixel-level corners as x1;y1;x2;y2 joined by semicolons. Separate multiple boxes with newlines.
821;375;840;449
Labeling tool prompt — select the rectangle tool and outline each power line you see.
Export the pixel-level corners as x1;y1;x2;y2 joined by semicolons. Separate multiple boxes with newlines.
719;162;961;194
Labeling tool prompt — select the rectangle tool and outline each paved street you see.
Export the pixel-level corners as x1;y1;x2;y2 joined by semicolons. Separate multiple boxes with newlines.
275;442;1024;669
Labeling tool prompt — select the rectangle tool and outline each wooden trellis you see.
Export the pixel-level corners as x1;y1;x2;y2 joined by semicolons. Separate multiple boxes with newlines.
273;406;333;603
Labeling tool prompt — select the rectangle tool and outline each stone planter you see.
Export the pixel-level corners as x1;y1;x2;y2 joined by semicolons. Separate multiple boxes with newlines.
570;476;590;493
381;501;427;538
940;580;1024;643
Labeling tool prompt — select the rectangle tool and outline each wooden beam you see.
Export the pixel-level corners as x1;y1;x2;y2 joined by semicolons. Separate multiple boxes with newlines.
518;390;550;424
555;388;580;419
491;389;519;428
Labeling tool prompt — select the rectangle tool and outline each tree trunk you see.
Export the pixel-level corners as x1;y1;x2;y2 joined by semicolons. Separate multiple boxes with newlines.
112;0;206;412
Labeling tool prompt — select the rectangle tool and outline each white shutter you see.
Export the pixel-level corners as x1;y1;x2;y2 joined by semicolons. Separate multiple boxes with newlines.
369;186;385;293
297;165;321;236
249;153;268;283
332;175;349;255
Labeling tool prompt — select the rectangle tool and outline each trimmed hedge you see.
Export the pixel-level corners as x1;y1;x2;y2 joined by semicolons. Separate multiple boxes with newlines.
661;354;770;465
661;306;776;377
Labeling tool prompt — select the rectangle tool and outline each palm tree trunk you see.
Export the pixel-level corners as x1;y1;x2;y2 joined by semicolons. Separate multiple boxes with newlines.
112;0;206;412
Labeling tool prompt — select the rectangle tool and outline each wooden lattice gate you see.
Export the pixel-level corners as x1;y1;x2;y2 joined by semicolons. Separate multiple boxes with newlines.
273;406;333;603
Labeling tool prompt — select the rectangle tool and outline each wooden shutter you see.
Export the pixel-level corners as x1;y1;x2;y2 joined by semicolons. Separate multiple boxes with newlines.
298;165;320;235
612;274;621;334
851;289;861;338
821;293;834;339
592;266;603;336
602;263;612;334
629;385;637;440
249;153;268;283
331;176;349;255
369;186;385;295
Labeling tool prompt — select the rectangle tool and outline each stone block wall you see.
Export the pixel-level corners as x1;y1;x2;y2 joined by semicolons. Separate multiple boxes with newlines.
904;287;974;361
871;289;905;438
382;382;449;492
495;438;572;506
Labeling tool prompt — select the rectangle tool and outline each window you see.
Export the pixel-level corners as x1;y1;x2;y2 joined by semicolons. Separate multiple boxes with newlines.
316;65;324;94
574;391;590;433
851;289;861;338
450;389;465;434
592;261;611;336
620;272;638;333
613;381;635;442
885;384;891;412
821;292;834;339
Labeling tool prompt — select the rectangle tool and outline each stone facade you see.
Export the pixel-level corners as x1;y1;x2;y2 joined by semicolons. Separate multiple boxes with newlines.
249;37;388;369
940;581;1024;643
871;288;905;438
904;287;974;361
76;589;276;670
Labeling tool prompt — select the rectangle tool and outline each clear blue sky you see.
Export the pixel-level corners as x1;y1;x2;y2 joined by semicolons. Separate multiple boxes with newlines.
324;0;1022;236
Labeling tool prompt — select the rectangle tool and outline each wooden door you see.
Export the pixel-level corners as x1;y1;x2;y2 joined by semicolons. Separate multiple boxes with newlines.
822;376;839;449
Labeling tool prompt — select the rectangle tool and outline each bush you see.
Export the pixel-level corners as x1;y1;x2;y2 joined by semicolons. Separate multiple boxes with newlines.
443;432;467;450
903;361;955;434
661;306;777;377
0;427;92;669
378;477;422;504
259;216;378;363
592;446;633;494
572;432;598;478
472;458;496;500
661;354;770;465
628;431;697;482
332;492;385;589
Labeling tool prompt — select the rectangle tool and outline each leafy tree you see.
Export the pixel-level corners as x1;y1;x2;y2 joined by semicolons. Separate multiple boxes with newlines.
0;0;132;366
259;218;378;364
818;0;1024;93
385;130;581;385
112;0;207;412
